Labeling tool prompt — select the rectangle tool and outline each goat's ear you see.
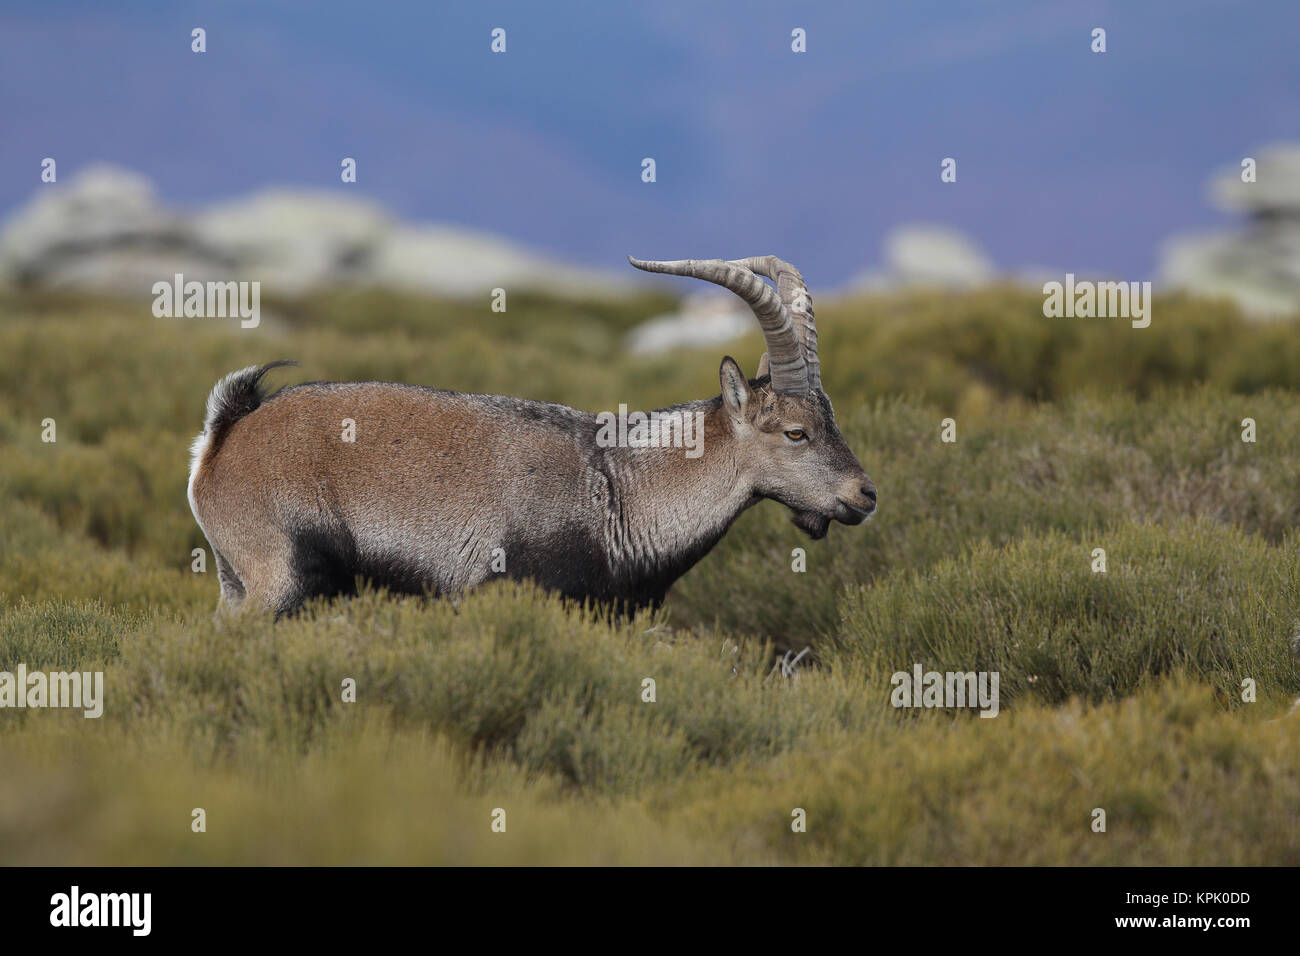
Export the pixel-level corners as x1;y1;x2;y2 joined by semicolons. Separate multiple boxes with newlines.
719;356;754;423
755;352;770;379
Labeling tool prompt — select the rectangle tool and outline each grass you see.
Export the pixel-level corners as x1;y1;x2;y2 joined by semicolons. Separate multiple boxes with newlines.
1;283;1299;864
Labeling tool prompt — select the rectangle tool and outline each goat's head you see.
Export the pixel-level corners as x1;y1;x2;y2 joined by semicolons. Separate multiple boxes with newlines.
629;254;876;539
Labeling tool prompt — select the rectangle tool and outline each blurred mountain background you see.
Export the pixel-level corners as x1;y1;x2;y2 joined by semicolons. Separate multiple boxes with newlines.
2;0;1299;329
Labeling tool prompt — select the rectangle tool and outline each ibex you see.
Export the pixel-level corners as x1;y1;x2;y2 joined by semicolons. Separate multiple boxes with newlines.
187;255;876;616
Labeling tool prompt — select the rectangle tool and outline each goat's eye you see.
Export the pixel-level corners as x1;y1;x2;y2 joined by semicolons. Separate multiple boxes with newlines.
784;429;807;442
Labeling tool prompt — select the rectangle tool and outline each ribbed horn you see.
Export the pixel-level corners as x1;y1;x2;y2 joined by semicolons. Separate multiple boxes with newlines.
627;256;809;394
730;256;820;392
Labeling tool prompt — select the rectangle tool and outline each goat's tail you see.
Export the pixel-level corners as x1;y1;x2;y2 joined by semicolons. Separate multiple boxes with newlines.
199;360;297;454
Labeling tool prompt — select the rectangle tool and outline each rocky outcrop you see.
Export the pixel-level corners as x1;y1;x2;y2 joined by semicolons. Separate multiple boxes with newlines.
624;290;754;356
0;167;233;293
1159;145;1300;318
844;224;996;292
0;164;638;299
368;223;639;299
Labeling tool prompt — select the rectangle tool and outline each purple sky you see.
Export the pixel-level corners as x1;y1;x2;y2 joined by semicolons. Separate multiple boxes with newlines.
2;0;1296;288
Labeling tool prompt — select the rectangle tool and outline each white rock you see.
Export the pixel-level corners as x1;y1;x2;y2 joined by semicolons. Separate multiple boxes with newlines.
0;164;226;291
841;223;996;294
191;190;392;295
369;224;636;299
0;166;641;299
883;224;996;288
1159;142;1300;318
625;291;754;356
1210;145;1300;214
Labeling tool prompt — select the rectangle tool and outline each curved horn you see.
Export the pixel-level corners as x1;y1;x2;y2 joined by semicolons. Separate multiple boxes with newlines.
627;256;809;394
730;256;820;392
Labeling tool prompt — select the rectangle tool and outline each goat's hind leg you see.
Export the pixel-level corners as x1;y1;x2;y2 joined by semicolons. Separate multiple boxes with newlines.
212;546;248;615
217;528;351;619
210;542;300;618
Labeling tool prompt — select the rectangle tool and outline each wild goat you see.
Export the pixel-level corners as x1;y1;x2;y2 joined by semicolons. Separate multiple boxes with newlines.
187;255;877;616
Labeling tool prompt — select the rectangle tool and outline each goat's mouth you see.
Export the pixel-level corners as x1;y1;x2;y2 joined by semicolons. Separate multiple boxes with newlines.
792;499;873;538
791;510;831;539
835;498;874;526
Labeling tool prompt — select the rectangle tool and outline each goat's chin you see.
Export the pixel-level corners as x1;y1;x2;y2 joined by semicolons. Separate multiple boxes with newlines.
791;510;831;540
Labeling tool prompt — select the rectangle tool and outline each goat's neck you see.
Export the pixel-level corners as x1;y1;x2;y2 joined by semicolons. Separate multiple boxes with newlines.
597;402;756;579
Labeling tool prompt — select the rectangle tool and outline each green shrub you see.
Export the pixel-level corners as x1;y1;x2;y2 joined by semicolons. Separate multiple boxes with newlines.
3;285;1299;864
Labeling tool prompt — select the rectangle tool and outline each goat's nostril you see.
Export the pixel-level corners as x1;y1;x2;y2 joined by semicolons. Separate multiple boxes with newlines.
862;486;877;505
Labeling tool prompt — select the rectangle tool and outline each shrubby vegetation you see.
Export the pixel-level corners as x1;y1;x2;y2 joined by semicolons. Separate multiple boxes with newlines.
1;285;1298;863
